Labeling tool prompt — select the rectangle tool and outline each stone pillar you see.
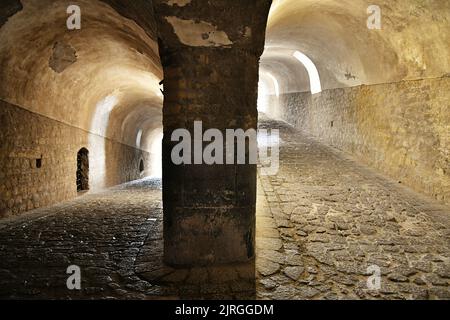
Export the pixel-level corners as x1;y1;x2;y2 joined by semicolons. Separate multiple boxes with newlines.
153;0;272;266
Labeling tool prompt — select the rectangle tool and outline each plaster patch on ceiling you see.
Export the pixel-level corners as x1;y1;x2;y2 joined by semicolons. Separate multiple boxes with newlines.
165;16;233;47
49;41;77;73
166;0;191;7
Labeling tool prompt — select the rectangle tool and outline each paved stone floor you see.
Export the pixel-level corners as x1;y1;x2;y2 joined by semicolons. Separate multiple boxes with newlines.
0;117;449;300
256;117;450;300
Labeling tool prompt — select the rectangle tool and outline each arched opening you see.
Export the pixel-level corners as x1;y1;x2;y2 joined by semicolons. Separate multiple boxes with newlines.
293;51;322;94
139;159;145;174
76;148;89;193
262;71;280;97
149;130;163;178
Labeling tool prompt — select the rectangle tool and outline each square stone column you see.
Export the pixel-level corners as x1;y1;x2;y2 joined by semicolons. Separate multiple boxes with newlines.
153;0;272;266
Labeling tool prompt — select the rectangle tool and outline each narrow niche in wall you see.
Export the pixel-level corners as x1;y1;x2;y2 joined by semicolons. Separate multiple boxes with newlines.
76;148;89;193
36;156;43;169
139;159;145;174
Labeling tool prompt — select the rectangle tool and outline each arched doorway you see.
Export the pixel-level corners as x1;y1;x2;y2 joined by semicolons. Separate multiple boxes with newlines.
76;148;89;192
139;159;145;174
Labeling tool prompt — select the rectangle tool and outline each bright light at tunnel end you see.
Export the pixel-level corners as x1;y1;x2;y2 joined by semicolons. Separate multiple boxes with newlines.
293;51;322;95
266;72;280;97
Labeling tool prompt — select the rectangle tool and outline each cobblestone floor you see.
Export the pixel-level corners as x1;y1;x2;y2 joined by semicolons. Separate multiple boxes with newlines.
256;117;450;300
0;179;165;299
0;118;449;300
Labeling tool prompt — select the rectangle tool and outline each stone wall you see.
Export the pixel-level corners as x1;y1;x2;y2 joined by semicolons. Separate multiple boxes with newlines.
267;76;450;205
0;100;151;218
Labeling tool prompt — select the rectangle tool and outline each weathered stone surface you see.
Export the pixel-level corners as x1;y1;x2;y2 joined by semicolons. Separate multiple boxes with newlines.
153;0;272;266
0;0;448;302
257;259;280;277
0;101;150;218
283;266;304;281
266;77;450;206
256;117;450;300
49;42;77;73
0;0;163;218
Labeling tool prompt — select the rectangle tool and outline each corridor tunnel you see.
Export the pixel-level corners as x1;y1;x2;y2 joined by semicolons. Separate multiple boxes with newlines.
0;0;449;300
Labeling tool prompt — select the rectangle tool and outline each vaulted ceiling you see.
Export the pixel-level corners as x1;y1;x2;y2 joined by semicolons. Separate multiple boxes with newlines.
0;0;162;152
1;0;449;147
261;0;450;94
